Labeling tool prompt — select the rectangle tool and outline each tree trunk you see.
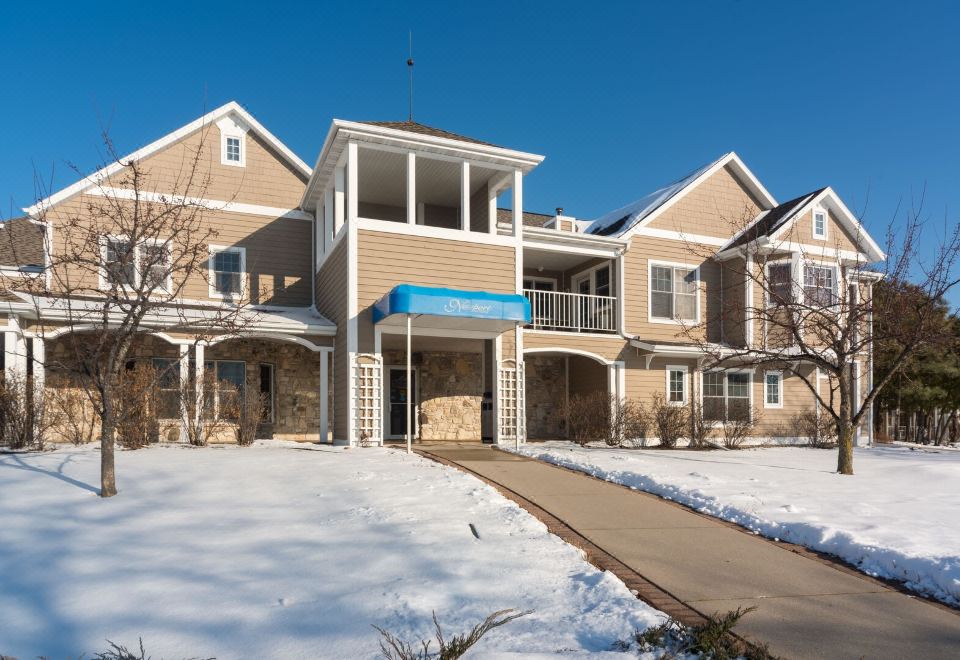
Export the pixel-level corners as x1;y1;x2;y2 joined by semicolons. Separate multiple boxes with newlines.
837;423;855;475
100;394;118;497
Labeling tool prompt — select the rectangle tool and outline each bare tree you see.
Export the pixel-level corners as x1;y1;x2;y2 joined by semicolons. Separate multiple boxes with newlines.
4;123;259;496
679;197;960;474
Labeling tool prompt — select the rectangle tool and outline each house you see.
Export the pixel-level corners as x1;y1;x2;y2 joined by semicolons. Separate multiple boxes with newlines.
0;101;883;446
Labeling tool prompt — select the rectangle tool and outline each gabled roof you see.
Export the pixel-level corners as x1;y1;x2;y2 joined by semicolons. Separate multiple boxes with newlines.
25;101;311;216
358;121;500;148
719;186;886;262
723;188;827;251
586;152;777;238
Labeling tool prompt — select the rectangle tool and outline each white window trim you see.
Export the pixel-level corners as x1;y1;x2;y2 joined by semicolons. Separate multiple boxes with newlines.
204;359;247;419
221;133;246;168
208;245;247;300
648;260;700;325
140;237;173;294
764;370;784;409
802;262;840;307
98;234;134;292
571;262;612;296
812;207;828;240
765;259;793;306
665;364;688;406
700;368;755;423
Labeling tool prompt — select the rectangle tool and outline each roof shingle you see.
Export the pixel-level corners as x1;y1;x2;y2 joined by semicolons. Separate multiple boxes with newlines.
358;121;500;148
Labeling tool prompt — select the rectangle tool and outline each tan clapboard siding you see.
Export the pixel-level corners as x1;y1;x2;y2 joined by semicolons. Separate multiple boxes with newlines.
522;331;628;362
720;257;747;347
107;126;307;209
315;238;349;440
184;210;312;306
752;367;816;435
623;236;717;342
623;356;698;402
355;229;516;352
645;164;764;238
781;208;860;253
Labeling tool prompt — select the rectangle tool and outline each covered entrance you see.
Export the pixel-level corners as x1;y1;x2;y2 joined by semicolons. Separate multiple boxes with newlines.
363;284;530;451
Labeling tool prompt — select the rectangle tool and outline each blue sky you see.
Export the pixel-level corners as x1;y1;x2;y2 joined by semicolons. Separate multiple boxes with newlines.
1;1;957;306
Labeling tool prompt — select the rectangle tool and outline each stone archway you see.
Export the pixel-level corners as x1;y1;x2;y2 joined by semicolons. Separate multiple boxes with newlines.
523;349;613;440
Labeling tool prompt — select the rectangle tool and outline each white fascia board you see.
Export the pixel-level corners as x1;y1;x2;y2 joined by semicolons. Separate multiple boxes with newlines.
301;120;545;211
767;187;885;263
623;151;778;241
26;101;311;217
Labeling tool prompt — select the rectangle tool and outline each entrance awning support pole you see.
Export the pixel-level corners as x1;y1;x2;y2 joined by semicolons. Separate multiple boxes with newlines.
406;313;412;455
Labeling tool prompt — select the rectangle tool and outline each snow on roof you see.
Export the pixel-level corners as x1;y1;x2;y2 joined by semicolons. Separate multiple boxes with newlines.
586;153;729;237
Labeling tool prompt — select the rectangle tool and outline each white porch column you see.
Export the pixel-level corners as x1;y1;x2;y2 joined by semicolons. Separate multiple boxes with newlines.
346;141;359;223
31;336;45;394
492;335;501;444
334;168;345;236
406;314;413;454
194;341;206;427
4;317;26;382
461;161;471;232
514;324;523;448
178;344;190;442
488;185;498;235
511;169;523;237
319;350;329;443
406;152;416;225
744;254;754;348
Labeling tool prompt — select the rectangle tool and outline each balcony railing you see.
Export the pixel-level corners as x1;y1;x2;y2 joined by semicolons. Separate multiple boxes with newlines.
523;289;618;333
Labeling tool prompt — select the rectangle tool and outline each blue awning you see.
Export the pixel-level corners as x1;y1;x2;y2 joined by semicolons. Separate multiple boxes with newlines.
373;284;531;326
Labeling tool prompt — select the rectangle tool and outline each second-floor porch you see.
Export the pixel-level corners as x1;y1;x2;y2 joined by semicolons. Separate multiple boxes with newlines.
522;223;626;334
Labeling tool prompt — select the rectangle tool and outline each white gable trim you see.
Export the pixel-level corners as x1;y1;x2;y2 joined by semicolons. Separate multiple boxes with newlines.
621;152;778;240
25;101;311;216
768;187;885;262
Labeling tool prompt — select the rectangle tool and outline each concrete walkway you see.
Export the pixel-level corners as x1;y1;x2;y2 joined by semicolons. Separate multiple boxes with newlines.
421;446;960;660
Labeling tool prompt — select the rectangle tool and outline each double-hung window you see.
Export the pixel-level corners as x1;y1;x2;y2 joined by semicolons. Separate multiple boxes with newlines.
813;209;827;239
103;237;136;288
650;264;697;322
803;264;837;307
764;371;783;408
140;242;171;291
666;366;688;405
703;371;751;422
222;133;245;167
209;247;245;298
767;262;793;305
205;360;246;419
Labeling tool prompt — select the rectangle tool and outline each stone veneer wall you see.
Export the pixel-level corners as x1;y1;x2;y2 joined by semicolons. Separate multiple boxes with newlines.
525;355;566;439
207;339;323;441
383;350;482;440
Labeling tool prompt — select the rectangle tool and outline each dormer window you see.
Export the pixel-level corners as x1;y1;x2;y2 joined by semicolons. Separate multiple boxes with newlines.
813;209;827;239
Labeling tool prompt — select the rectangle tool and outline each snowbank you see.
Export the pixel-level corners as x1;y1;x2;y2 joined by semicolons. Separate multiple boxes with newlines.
0;443;666;658
512;442;960;607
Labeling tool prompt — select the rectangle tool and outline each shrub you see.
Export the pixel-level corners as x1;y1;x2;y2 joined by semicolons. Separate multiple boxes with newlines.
563;392;648;447
650;392;687;448
0;373;55;450
182;369;231;447
612;606;774;659
115;363;161;449
688;401;712;449
792;407;837;448
87;637;213;660
721;408;760;450
374;608;531;660
223;384;267;447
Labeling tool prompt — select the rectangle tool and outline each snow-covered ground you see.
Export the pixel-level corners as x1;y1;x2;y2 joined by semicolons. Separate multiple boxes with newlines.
512;442;960;607
0;443;666;659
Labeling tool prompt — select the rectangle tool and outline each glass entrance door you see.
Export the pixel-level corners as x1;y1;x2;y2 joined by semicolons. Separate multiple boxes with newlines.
388;367;418;439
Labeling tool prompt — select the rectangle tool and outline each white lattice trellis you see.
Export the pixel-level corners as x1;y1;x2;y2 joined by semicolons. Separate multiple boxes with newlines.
353;353;383;445
498;359;525;443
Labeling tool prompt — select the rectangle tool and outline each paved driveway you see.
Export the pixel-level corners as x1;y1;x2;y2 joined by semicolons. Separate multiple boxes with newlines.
420;446;960;660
